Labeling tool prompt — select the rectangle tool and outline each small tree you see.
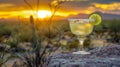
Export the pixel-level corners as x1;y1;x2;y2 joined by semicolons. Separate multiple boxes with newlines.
16;0;65;67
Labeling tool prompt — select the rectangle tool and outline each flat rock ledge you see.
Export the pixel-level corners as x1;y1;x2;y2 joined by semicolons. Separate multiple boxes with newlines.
47;44;120;67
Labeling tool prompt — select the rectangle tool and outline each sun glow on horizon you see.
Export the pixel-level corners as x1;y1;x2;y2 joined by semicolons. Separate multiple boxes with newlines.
0;9;79;19
37;10;52;19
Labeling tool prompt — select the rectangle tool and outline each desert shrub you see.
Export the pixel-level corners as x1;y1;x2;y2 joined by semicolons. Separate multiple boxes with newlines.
6;36;18;48
0;23;12;37
37;20;69;39
94;19;120;43
66;38;79;51
84;37;92;50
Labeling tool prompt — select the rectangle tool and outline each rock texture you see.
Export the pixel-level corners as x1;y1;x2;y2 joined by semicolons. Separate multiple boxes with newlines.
48;45;120;67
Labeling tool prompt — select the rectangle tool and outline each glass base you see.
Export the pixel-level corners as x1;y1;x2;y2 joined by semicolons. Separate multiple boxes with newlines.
72;51;91;54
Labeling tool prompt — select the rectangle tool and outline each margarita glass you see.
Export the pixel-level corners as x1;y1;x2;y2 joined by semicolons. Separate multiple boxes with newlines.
68;12;102;54
68;19;93;54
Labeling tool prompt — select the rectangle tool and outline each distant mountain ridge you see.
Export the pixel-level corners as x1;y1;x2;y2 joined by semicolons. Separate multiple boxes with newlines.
102;13;120;20
67;12;120;20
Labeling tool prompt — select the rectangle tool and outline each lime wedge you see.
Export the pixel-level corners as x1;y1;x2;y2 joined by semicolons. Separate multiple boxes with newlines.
89;12;102;25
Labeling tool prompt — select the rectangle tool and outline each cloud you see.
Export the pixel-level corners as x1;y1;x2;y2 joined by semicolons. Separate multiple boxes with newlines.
93;2;120;11
91;0;120;4
79;2;120;15
0;0;119;11
0;4;14;8
0;0;120;17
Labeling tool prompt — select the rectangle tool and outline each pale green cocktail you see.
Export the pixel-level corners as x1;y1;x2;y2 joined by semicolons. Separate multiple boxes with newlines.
69;19;93;54
69;19;93;37
68;12;102;54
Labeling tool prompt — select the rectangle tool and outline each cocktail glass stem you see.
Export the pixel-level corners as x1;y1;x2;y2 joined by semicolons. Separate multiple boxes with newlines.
77;37;86;51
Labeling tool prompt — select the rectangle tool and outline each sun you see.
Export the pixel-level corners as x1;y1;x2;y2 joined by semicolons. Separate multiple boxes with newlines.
37;10;52;19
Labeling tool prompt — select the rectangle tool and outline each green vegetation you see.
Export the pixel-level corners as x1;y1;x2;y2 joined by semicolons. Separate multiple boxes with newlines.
94;19;120;32
0;19;120;43
94;19;120;43
0;19;119;49
0;18;120;66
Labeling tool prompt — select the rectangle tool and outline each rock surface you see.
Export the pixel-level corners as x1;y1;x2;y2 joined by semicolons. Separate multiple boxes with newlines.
48;44;120;67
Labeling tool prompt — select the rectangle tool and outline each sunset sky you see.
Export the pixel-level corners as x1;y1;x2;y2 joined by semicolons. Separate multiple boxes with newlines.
0;0;120;19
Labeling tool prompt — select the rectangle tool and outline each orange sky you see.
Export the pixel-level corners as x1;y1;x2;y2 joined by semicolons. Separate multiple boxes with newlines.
0;0;120;19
